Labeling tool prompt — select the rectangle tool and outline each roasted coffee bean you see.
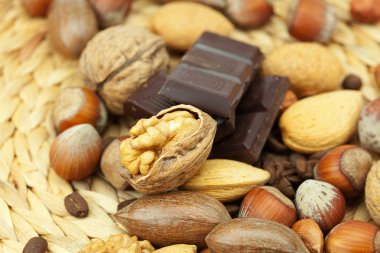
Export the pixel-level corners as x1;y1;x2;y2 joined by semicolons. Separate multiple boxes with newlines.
276;177;295;199
266;134;289;153
342;74;362;90
224;204;240;218
309;149;330;160
64;192;88;217
117;198;137;211
286;175;303;184
22;237;48;253
283;167;297;177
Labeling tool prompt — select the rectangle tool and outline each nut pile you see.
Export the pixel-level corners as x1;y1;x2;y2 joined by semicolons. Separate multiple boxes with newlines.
18;0;380;252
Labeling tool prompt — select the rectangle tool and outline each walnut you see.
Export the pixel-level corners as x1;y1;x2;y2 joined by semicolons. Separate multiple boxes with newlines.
79;25;169;115
79;234;155;253
120;105;216;193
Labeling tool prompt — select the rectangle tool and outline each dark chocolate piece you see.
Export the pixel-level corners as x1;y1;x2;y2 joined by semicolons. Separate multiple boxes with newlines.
124;71;175;119
211;76;289;163
214;115;235;141
159;32;263;119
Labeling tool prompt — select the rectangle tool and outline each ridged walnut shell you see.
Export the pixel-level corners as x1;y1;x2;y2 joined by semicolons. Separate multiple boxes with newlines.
205;218;309;253
114;191;231;248
120;104;216;194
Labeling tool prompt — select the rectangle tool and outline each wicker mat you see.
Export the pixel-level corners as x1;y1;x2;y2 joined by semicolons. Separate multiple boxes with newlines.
0;0;379;252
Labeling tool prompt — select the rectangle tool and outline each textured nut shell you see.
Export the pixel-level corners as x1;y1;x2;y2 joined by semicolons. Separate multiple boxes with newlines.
121;105;216;194
205;218;309;253
263;43;343;97
153;244;197;253
100;139;129;190
79;26;169;115
48;0;98;59
365;161;380;225
280;90;362;153
114;191;231;248
359;98;380;153
295;180;346;233
180;159;270;202
292;219;324;253
151;2;234;51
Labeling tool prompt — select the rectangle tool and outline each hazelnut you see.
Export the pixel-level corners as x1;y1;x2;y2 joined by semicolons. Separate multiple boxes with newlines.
119;105;216;194
350;0;380;24
49;124;102;180
225;0;273;28
48;0;99;58
295;179;346;234
325;220;380;252
314;145;372;199
53;87;107;133
365;161;380;225
341;74;362;90
358;97;380;153
100;137;129;190
288;0;336;43
89;0;133;28
79;26;169;115
280;90;298;114
239;186;297;227
292;219;324;253
21;0;52;17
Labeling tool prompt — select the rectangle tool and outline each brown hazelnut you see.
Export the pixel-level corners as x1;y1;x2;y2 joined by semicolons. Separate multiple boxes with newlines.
79;26;169;115
350;0;380;24
314;145;372;198
239;186;297;227
358;98;380;153
100;137;129;190
288;0;336;43
295;179;346;234
292;219;324;253
89;0;133;28
225;0;273;28
280;90;298;114
49;124;102;180
325;220;380;252
48;0;98;58
21;0;52;17
53;87;107;133
375;64;380;89
119;105;216;193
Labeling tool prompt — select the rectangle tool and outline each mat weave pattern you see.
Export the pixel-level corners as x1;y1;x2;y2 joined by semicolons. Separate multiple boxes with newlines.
0;0;378;252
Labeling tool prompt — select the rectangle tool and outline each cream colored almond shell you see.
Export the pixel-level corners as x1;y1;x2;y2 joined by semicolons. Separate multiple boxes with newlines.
280;90;362;154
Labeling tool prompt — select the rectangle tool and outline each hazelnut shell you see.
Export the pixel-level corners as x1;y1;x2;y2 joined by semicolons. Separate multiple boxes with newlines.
292;219;324;253
120;104;217;194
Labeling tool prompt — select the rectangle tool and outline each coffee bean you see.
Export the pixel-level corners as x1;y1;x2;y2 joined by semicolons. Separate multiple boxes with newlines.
22;237;48;253
224;204;240;218
309;149;330;160
117;198;137;211
266;135;289;153
276;177;295;199
342;74;362;90
64;192;88;218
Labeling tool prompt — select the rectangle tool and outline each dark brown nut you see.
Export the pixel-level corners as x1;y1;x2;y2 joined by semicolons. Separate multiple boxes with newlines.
64;192;89;218
206;218;309;253
115;191;231;248
100;138;129;190
21;0;52;17
117;198;137;211
225;0;273;28
119;105;217;194
79;26;169;115
48;0;98;58
342;74;362;90
22;237;48;253
89;0;133;28
156;0;226;9
350;0;380;23
53;87;107;133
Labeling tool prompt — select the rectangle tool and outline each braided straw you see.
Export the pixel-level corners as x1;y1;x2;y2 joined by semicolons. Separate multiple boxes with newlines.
0;0;378;251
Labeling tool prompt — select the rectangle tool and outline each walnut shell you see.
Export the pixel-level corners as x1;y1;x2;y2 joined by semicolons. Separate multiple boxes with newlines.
120;105;217;194
79;26;169;115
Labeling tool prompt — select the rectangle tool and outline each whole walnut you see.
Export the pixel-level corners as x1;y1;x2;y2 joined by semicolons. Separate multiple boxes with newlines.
79;25;169;115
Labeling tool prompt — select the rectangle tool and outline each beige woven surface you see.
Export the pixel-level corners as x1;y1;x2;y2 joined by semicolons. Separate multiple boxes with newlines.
0;0;379;252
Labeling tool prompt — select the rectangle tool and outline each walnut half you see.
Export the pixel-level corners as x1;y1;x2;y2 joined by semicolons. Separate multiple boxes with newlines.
119;105;216;193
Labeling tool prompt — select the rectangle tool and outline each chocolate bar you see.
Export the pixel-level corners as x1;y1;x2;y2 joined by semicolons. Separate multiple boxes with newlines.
159;32;263;119
124;72;175;119
211;76;289;163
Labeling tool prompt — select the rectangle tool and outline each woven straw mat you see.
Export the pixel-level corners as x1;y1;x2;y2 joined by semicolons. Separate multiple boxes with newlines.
0;0;379;252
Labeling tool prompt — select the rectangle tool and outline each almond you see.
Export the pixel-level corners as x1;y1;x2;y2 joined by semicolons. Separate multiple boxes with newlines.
181;159;270;202
280;90;362;153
